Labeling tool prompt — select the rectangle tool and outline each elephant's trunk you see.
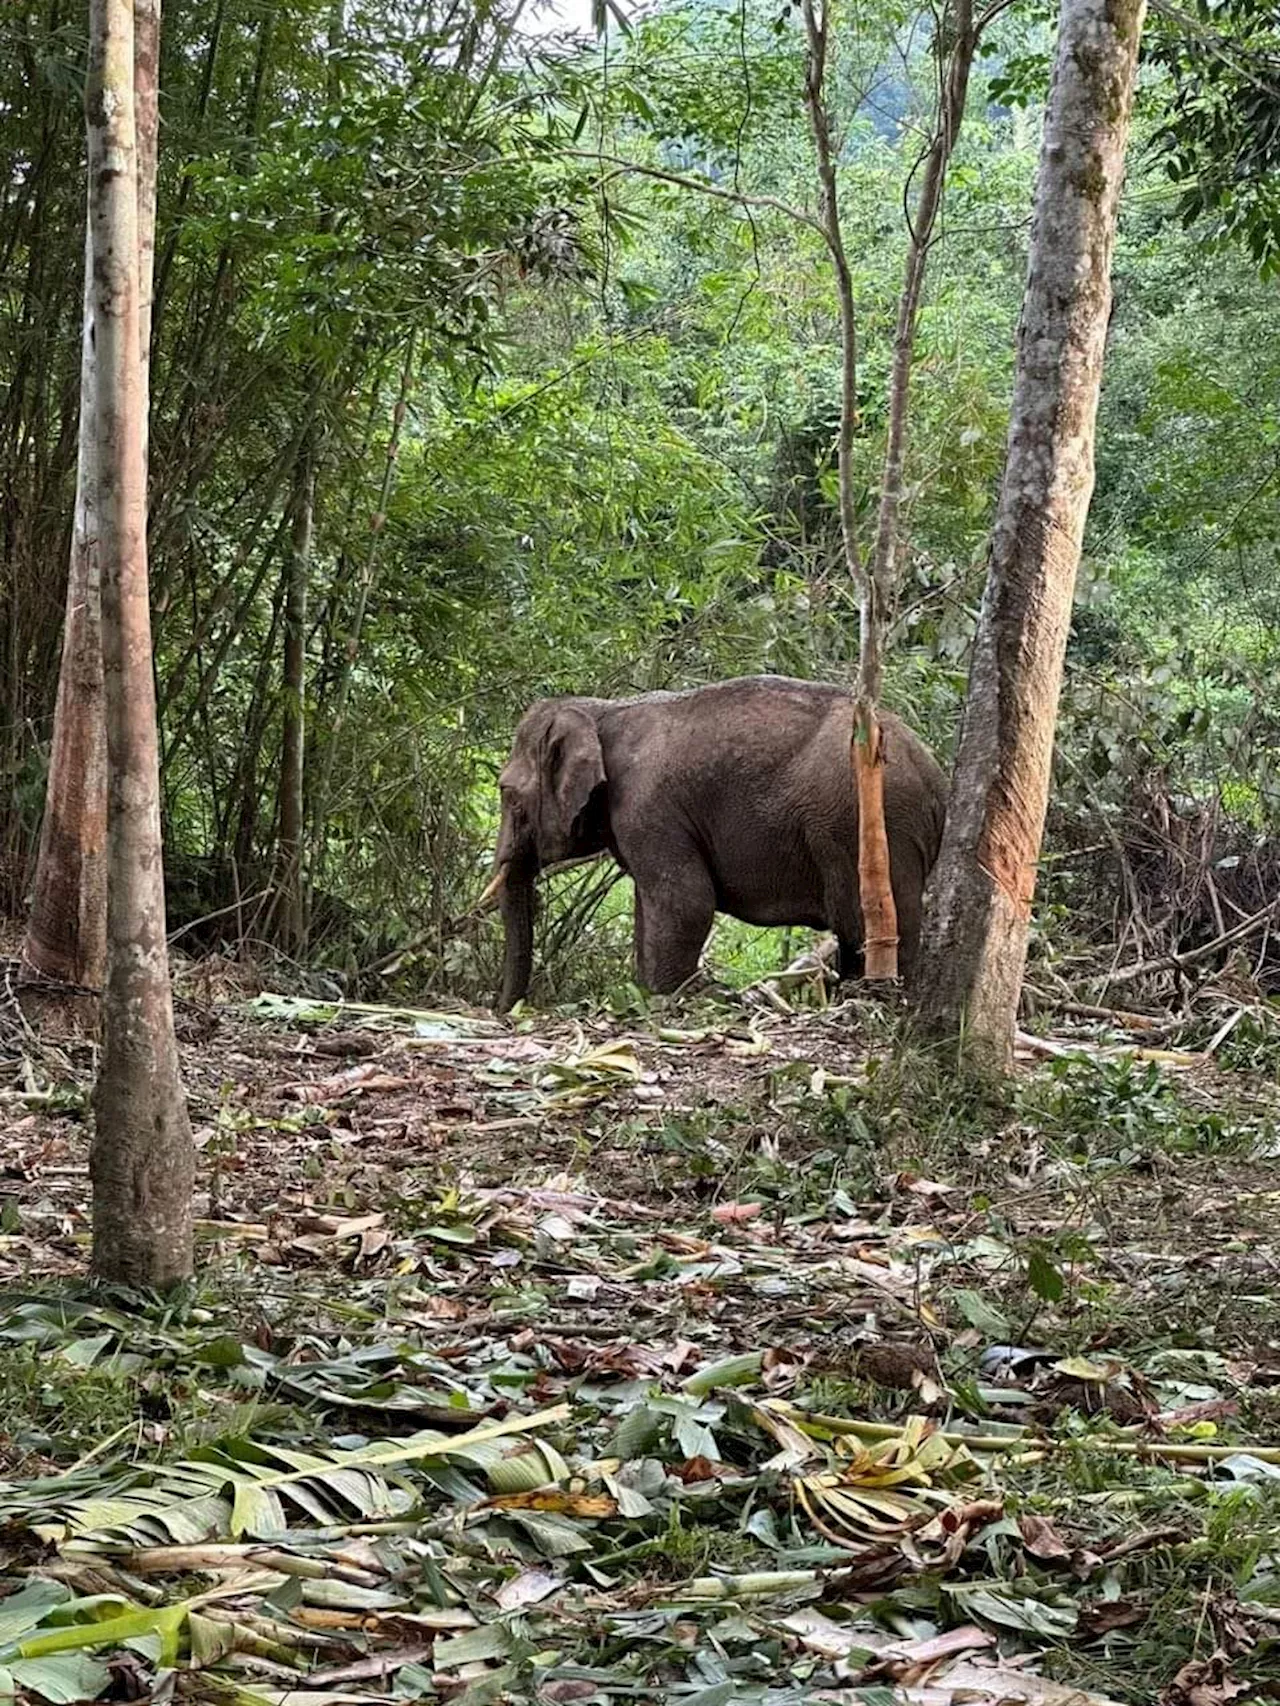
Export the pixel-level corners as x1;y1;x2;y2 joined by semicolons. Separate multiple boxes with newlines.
497;862;536;1013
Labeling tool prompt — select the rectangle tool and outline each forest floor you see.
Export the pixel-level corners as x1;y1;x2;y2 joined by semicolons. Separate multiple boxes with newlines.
2;964;1280;1704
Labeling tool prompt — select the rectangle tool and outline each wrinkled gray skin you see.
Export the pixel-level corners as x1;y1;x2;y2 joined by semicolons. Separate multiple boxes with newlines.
492;675;948;1013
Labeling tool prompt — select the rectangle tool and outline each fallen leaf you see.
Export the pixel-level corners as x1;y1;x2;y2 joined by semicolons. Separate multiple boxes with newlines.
1019;1513;1073;1562
676;1456;720;1483
1079;1598;1149;1635
1160;1651;1251;1706
494;1568;564;1610
476;1491;617;1518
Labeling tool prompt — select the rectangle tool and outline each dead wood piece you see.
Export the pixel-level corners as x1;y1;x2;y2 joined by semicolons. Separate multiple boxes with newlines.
1095;899;1279;991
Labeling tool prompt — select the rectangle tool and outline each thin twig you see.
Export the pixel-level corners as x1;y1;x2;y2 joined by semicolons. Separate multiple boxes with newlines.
1095;899;1279;991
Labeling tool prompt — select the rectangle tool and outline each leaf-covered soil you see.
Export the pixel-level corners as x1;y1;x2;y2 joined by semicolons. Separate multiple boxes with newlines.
2;967;1280;1705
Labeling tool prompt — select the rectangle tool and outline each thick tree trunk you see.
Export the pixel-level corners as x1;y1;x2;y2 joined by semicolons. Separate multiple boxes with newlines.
915;0;1146;1071
89;0;195;1287
272;451;314;954
21;0;163;1032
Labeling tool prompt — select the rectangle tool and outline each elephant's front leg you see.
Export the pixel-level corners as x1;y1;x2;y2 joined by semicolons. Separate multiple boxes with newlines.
632;865;716;994
837;938;865;981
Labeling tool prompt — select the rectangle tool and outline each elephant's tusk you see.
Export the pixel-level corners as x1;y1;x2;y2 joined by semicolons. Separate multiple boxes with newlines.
477;866;508;909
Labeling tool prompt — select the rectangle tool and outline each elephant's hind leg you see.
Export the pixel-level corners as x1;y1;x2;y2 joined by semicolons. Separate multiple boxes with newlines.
633;864;716;994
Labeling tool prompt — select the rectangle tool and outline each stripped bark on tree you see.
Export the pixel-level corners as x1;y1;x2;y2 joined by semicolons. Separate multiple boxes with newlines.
21;0;163;1031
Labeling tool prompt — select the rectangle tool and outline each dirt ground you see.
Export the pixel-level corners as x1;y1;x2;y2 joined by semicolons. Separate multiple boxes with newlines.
3;962;1280;1704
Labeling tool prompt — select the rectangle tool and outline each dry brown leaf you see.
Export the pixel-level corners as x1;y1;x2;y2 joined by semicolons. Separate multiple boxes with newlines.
282;1064;413;1103
477;1490;618;1517
1079;1598;1149;1635
914;1496;1005;1567
892;1172;956;1198
1160;1651;1251;1706
664;1339;701;1372
1157;1399;1240;1429
675;1456;721;1483
295;1211;386;1239
1019;1512;1073;1562
874;1623;997;1686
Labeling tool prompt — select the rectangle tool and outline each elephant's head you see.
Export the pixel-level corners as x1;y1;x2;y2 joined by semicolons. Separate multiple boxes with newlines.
487;699;607;1012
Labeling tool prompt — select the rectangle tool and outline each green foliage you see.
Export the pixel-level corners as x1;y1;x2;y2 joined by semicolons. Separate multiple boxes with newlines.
5;0;1280;1001
1148;0;1280;275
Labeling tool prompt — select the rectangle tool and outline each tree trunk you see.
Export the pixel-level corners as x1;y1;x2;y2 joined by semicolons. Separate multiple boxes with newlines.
870;0;976;610
915;0;1147;1071
89;0;195;1288
21;0;163;1033
309;331;417;890
18;220;107;1031
272;450;314;955
801;0;899;979
859;1;979;988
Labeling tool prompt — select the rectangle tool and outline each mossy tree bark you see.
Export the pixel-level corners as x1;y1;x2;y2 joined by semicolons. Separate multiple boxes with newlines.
915;0;1147;1070
88;0;195;1287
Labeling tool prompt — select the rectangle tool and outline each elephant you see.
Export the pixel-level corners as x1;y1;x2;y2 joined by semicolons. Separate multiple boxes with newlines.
484;675;949;1013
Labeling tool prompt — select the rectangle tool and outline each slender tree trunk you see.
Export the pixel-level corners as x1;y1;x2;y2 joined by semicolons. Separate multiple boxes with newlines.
309;332;417;887
272;451;314;954
89;0;195;1287
870;0;977;607
802;0;898;979
22;0;163;1031
270;0;342;953
915;0;1146;1070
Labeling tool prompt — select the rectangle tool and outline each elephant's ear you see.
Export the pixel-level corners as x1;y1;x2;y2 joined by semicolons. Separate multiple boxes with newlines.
545;706;605;834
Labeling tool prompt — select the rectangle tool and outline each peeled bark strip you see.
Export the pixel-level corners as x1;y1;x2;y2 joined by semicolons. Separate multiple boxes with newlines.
853;709;898;977
916;0;1146;1070
19;222;107;1025
21;0;163;1031
88;0;195;1287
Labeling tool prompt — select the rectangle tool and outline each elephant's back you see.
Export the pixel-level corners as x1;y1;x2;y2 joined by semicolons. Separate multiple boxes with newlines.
607;677;840;809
